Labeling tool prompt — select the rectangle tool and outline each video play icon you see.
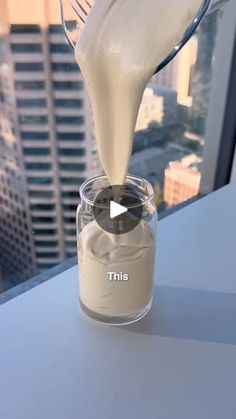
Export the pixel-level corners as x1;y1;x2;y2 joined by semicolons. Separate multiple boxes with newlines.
93;184;143;234
110;201;128;219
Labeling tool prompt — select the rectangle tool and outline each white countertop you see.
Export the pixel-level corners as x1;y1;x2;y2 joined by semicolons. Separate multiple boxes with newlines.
1;184;236;419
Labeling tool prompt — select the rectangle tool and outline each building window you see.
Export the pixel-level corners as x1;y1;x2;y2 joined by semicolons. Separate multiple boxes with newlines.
61;191;79;199
32;216;56;223
27;177;53;185
51;62;79;72
65;229;76;236
54;98;83;108
15;62;44;72
17;98;47;108
65;241;76;248
57;132;85;141
58;148;85;157
33;229;57;235
48;24;64;34
11;43;42;53
49;21;76;33
66;250;76;258
55;115;84;125
30;203;55;211
59;162;86;171
25;162;52;170
28;191;54;198
10;24;41;34
15;80;45;90
50;43;71;54
19;115;48;125
34;240;58;247
21;131;49;140
23;148;51;156
53;81;83;91
62;204;77;211
36;252;59;258
60;177;85;185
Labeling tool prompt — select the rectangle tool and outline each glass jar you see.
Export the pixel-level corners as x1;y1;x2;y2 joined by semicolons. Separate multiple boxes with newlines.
76;175;157;325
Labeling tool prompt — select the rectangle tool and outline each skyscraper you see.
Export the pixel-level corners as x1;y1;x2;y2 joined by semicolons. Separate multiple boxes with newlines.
0;20;37;288
164;154;202;208
152;36;198;107
149;85;178;127
136;87;163;131
190;13;218;135
2;0;97;273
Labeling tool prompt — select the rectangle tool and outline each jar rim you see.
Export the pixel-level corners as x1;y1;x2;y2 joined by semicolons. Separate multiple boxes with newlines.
80;174;155;209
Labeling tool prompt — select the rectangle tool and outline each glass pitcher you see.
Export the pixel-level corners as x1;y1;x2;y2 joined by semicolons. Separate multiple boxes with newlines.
60;0;230;74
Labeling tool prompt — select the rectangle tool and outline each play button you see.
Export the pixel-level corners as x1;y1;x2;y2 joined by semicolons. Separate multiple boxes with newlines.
110;201;128;219
93;184;143;234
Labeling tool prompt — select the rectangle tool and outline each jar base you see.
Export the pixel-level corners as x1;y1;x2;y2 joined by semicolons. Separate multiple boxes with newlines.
80;299;152;326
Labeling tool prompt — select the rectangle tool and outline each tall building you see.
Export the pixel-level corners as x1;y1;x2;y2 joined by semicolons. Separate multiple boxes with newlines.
153;14;218;135
149;85;178;127
152;36;198;107
0;25;37;288
152;51;179;91
164;154;202;208
1;0;97;273
136;87;163;131
190;13;218;135
130;144;188;191
175;37;198;107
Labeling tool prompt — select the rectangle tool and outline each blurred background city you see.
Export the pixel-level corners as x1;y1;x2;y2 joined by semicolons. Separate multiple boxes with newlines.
0;0;221;290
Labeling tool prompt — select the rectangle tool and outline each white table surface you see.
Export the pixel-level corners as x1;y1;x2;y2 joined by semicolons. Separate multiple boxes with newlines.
1;184;236;419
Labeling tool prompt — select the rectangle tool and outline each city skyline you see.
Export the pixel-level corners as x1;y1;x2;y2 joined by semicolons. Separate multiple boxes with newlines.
1;0;99;282
0;0;218;289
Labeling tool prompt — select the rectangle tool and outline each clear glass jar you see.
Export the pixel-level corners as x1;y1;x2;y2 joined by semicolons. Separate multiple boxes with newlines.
76;175;157;325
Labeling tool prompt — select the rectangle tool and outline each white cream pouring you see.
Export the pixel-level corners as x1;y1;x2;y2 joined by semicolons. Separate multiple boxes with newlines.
75;0;202;185
75;0;203;318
